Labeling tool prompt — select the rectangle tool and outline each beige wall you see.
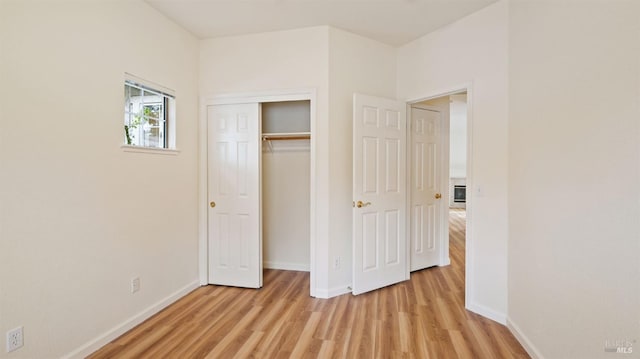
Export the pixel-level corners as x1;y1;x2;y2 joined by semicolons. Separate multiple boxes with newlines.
327;27;397;292
449;94;468;179
0;1;199;358
397;0;509;322
263;147;311;270
507;1;640;357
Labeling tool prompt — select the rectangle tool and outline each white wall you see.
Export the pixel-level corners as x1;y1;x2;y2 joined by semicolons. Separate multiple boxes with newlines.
449;94;467;178
507;1;640;358
199;27;333;294
0;1;199;358
327;27;397;292
397;1;509;322
262;145;310;271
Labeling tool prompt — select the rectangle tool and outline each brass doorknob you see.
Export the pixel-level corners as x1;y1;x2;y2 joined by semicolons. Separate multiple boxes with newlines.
356;200;371;208
210;201;216;208
435;193;442;199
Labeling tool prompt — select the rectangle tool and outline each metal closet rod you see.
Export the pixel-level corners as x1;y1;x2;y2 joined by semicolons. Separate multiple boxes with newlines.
261;133;311;141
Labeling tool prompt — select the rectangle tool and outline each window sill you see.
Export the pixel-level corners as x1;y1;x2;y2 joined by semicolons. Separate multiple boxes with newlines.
121;145;180;156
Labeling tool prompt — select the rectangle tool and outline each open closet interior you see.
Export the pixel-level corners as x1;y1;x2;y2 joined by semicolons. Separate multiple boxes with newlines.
261;100;311;272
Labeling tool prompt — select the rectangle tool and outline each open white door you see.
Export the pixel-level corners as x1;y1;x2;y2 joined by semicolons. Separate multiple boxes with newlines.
410;106;443;271
207;103;262;288
352;93;407;295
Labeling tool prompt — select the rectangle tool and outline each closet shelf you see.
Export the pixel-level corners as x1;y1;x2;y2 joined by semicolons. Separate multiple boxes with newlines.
262;132;311;141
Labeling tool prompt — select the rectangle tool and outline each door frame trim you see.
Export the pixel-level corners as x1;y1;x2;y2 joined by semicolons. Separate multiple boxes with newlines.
404;82;473;310
199;88;318;297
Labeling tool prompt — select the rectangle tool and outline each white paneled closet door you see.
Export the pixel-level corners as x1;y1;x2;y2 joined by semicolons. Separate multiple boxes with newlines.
207;103;262;288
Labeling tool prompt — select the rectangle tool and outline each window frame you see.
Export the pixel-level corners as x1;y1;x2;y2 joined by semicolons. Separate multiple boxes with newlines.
122;74;178;154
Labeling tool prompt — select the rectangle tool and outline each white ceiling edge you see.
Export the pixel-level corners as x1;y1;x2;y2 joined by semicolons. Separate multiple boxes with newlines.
145;0;498;46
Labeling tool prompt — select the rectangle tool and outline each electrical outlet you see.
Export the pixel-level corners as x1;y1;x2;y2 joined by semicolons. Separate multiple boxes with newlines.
131;277;140;293
6;326;23;353
334;256;341;269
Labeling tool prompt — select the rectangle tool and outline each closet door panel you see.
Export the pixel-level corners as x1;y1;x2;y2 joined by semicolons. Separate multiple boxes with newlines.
207;103;261;288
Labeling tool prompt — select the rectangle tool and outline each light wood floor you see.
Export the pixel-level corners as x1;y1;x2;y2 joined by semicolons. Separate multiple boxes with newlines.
89;209;529;358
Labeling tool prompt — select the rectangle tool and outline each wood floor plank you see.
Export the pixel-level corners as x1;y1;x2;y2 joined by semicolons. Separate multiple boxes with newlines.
88;209;530;359
289;311;322;358
449;329;475;359
317;340;335;358
203;305;263;358
231;330;264;359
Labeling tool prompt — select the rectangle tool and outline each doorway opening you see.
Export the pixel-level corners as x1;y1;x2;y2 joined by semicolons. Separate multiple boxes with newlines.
446;93;468;297
407;88;471;308
261;100;311;272
350;90;471;301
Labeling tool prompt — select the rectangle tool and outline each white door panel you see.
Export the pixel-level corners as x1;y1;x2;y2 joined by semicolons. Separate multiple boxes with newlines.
208;103;262;288
353;94;407;295
410;106;442;271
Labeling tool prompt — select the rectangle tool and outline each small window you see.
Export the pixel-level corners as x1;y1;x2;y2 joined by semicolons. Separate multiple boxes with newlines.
124;78;175;149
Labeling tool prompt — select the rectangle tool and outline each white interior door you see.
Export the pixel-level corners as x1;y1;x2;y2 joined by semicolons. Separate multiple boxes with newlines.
207;103;262;288
410;106;443;271
352;93;407;295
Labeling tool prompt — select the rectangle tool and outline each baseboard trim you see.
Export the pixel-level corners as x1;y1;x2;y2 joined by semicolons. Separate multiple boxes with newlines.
314;285;351;299
507;317;545;359
62;280;200;359
264;261;310;272
439;258;451;266
466;301;506;324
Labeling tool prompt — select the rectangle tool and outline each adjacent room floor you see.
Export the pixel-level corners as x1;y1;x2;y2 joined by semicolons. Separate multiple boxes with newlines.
89;210;529;358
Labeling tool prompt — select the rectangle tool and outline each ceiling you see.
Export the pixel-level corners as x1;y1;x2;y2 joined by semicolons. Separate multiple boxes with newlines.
145;0;498;46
